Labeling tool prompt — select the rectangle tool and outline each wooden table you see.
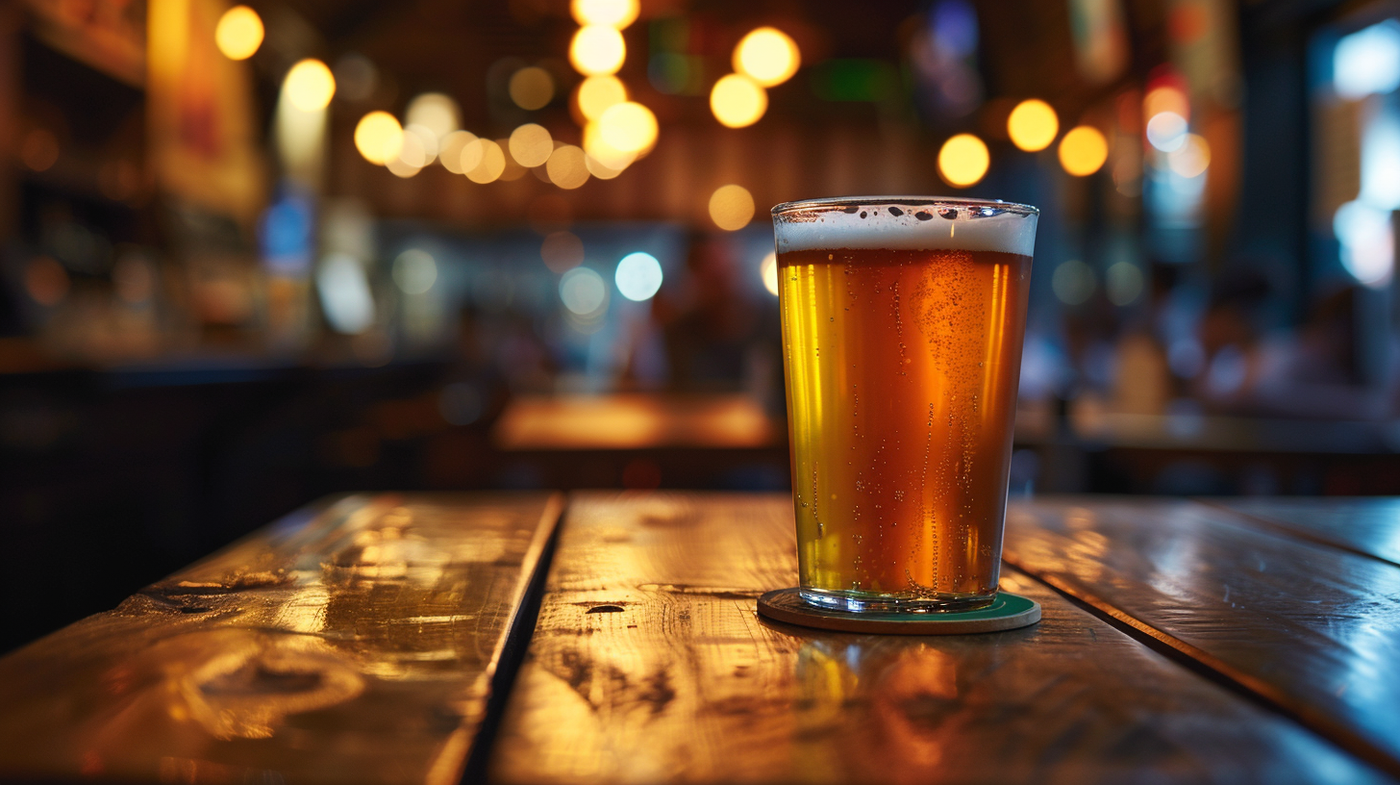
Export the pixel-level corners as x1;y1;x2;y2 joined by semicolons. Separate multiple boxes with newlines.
1;493;1398;784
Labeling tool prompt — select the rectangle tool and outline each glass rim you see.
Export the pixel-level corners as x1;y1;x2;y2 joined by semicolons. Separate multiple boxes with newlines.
771;195;1039;218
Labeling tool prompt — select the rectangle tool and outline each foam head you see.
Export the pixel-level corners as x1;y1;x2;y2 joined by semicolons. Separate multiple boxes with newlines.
772;196;1038;257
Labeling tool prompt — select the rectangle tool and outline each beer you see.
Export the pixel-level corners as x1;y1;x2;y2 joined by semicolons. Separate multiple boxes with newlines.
773;199;1037;612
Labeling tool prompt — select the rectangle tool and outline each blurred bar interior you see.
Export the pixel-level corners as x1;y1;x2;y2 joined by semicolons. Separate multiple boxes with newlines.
2;0;1399;648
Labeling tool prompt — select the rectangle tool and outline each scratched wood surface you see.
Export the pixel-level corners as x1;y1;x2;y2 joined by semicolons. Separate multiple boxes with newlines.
487;492;1386;785
1003;497;1400;781
1204;497;1400;567
0;493;561;785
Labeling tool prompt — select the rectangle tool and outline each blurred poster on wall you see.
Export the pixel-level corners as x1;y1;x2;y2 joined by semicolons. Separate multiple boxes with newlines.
147;0;264;223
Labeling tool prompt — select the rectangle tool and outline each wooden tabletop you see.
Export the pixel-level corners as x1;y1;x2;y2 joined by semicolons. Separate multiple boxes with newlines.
1;493;1397;784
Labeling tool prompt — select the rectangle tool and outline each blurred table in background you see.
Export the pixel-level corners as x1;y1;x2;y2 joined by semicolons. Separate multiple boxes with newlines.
493;393;778;450
3;492;1400;784
491;393;787;490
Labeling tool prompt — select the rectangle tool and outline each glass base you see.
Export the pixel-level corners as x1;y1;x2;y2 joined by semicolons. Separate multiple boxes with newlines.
799;587;997;614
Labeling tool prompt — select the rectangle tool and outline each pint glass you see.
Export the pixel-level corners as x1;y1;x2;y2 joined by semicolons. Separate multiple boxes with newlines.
772;197;1038;612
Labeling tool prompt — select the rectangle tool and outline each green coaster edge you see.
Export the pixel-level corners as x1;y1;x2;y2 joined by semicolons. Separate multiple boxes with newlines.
756;588;1041;635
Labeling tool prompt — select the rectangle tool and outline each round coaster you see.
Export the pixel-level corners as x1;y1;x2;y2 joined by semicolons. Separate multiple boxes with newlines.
757;588;1041;635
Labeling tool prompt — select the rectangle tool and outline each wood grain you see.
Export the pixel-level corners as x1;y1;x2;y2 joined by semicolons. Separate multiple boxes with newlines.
1003;497;1400;781
488;492;1385;784
1204;497;1400;567
0;492;562;785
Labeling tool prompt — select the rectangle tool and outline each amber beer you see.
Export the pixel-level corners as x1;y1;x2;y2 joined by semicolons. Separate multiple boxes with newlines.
772;198;1038;612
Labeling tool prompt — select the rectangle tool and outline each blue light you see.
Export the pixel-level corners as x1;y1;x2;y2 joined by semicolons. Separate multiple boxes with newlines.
1334;20;1400;99
931;0;978;59
614;252;663;301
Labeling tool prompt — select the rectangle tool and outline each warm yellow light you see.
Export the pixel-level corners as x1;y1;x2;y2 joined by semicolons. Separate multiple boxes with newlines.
215;6;263;60
387;155;422;179
285;59;336;111
708;184;755;230
1059;125;1109;176
497;140;528;181
937;134;990;187
597;101;658;155
398;126;433;167
354;111;403;165
439;130;477;173
585;152;626;179
547;145;591;189
509;124;554;168
1144;85;1189;122
1007;99;1059;152
570;26;626;76
760;252;779;296
405;93;460;141
710;74;767;128
583;122;637;170
571;0;639;29
733;27;800;87
1168;133;1210;178
464;139;506;183
576;75;628;121
509;67;555;110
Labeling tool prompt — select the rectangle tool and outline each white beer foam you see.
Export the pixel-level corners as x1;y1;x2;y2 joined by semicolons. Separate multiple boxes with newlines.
775;203;1037;257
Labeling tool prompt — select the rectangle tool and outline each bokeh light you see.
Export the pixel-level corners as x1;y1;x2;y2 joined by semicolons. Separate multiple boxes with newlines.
615;252;663;301
317;254;376;333
1145;112;1187;152
285;59;336;111
509;124;554;167
708;184;755;230
570;26;627;76
1052;259;1097;305
1007;99;1058;152
1334;200;1395;287
571;0;639;29
509;67;555;110
464;139;506;183
401;124;438;166
541;231;585;273
215;6;263;61
937;133;990;187
576;75;628;121
584;121;638;170
733;27;801;87
1167;133;1211;178
560;267;608;315
354;111;403;165
393;249;438;294
405;93;460;142
546;145;591;189
439;130;476;173
497;139;528;180
710;74;767;128
760;252;779;296
597;101;658;154
585;152;627;179
1143;85;1189;122
1106;261;1144;306
389;132;426;176
1059;126;1108;176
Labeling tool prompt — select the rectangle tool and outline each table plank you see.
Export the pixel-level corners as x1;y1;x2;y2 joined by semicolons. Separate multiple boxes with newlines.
488;492;1386;785
0;492;562;785
1003;497;1400;781
1204;497;1400;567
